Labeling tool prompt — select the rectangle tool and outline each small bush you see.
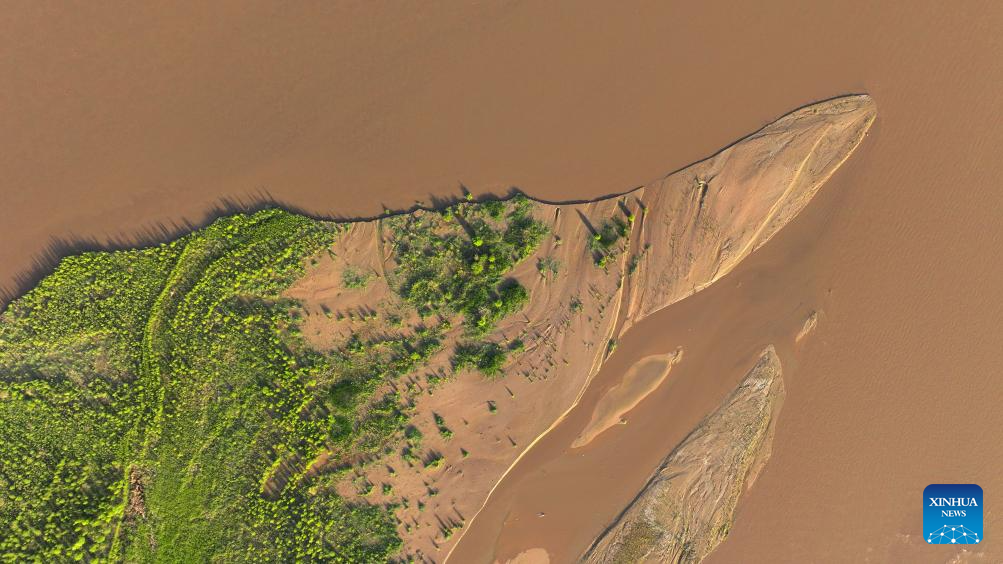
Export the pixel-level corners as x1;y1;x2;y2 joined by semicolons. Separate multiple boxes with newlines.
537;256;560;278
342;266;372;289
588;216;629;266
453;342;508;377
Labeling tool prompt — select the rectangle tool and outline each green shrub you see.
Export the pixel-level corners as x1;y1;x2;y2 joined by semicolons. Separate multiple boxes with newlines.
453;342;508;377
342;266;372;289
537;256;560;278
588;216;629;266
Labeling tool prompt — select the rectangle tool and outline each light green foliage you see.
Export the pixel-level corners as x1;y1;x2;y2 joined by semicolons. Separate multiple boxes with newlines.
0;195;545;561
0;210;404;562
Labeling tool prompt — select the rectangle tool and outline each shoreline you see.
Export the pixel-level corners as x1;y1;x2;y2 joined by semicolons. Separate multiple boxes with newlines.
0;93;870;312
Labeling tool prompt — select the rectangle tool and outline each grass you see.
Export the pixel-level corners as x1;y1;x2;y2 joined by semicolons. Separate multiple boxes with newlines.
342;266;373;289
0;195;549;562
0;210;413;561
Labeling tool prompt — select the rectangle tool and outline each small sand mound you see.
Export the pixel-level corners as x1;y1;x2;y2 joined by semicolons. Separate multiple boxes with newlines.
504;548;551;564
572;349;682;448
796;310;819;343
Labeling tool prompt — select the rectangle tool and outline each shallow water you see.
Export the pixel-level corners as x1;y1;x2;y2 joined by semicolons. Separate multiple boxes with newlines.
571;352;678;449
3;2;1002;562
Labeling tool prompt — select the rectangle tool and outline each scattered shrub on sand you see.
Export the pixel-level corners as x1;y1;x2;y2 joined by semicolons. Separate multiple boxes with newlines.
588;216;629;267
627;244;650;275
432;414;453;440
423;453;444;470
537;255;560;278
385;194;547;338
342;266;372;289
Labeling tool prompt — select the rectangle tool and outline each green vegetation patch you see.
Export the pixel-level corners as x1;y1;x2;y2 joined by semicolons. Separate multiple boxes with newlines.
0;195;549;561
341;266;372;289
384;194;548;373
589;216;629;268
0;210;407;562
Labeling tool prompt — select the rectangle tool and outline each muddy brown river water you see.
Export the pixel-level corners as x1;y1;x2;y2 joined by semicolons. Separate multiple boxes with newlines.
3;2;1001;562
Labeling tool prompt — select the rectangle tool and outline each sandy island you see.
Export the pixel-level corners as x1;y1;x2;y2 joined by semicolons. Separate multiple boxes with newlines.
280;95;874;561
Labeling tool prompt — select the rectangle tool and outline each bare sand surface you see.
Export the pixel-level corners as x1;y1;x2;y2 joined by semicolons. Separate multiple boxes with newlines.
3;2;1003;563
445;240;819;563
277;96;868;561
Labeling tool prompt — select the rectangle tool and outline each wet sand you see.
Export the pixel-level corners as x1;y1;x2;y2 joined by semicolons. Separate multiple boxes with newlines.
571;351;680;449
447;218;824;563
3;2;1003;562
583;347;785;563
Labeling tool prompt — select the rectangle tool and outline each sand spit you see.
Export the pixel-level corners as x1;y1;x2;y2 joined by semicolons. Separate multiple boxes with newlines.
622;95;876;332
571;350;682;448
283;96;873;560
582;347;785;564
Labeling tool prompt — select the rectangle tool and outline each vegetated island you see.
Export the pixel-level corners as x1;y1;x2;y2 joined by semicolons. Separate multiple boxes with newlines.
0;96;874;562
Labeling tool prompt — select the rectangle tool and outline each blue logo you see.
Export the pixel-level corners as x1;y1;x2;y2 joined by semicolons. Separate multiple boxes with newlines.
924;484;983;545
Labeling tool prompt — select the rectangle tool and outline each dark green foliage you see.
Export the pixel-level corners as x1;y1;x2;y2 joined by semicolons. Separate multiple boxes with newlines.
589;216;629;267
537;255;560;278
481;200;506;219
386;194;546;336
453;342;508;377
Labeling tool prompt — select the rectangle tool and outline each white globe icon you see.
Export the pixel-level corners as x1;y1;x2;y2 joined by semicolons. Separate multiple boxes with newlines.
927;525;981;545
